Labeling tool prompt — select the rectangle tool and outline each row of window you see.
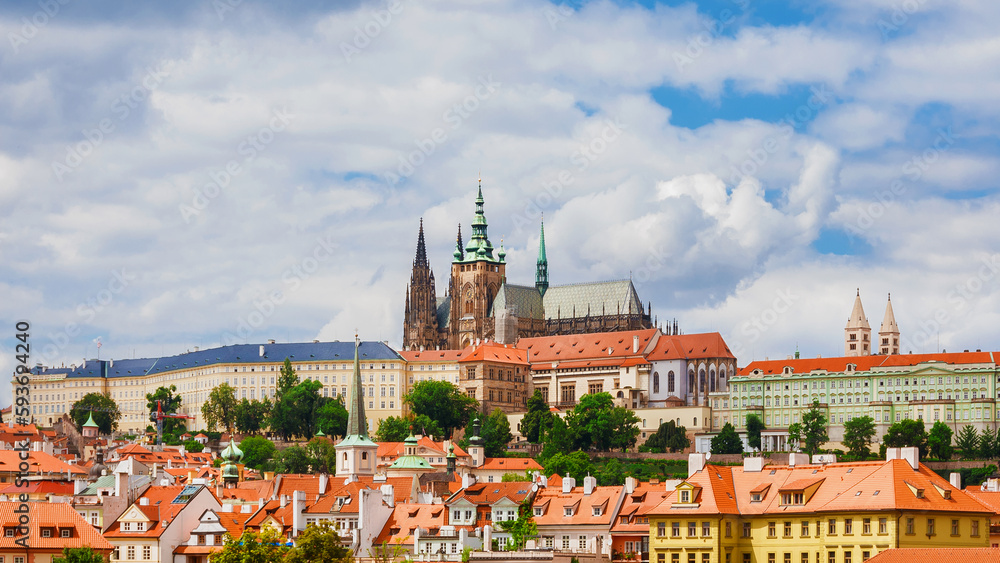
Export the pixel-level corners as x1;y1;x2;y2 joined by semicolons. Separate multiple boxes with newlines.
114;545;152;560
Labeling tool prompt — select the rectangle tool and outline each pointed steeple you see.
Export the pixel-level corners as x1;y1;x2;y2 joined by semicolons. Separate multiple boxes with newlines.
879;293;900;355
345;335;370;439
462;177;496;262
536;217;549;297
453;224;464;261
845;289;872;357
414;218;428;267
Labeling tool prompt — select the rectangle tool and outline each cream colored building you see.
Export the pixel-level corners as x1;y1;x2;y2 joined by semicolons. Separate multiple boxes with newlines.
25;340;407;434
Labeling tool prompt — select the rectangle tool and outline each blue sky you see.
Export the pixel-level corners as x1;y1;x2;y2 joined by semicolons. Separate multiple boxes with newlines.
2;0;1000;408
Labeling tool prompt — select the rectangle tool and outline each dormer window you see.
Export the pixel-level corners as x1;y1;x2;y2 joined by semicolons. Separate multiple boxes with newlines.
122;522;131;532
751;493;762;502
41;529;51;538
592;507;602;517
564;507;573;517
534;508;543;516
61;529;71;538
680;490;690;503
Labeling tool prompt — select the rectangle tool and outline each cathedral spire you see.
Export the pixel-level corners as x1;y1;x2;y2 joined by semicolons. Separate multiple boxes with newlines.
463;178;496;261
345;334;369;438
536;217;549;297
879;293;900;355
335;334;378;478
845;289;872;357
453;223;464;261
414;218;428;267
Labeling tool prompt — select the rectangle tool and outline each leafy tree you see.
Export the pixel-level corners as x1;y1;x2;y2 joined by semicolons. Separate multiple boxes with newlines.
182;439;205;453
316;396;348;438
564;393;640;452
596;458;625;486
520;390;553;443
234;398;272;435
842;416;876;459
285;521;351;563
956;425;980;460
927;421;954;460
501;471;533;482
271;380;326;440
403;380;479;438
375;416;410;442
496;499;538;550
209;527;288;563
276;358;299;397
410;414;444;439
800;400;829;457
882;419;928;458
538;415;572;461
305;437;337;474
542;450;592;481
641;420;689;453
146;385;184;434
274;446;311;474
53;546;107;563
710;423;743;454
240;436;277;470
202;383;238;434
746;414;765;452
70;393;121;435
979;425;999;460
787;423;802;452
461;408;513;457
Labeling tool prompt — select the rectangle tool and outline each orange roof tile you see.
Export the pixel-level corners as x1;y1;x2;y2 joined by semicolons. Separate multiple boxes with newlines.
611;481;670;535
739;351;996;376
374;503;448;546
0;501;112;551
518;329;659;364
104;485;208;539
645;332;735;361
533;480;623;527
447;481;533;506
477;457;543;472
458;343;529;364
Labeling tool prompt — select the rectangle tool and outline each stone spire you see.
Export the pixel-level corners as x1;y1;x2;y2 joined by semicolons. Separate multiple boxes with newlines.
403;219;439;351
536;217;549;297
414;218;428;267
879;293;900;355
345;335;369;438
845;289;872;357
453;224;464;261
335;334;378;477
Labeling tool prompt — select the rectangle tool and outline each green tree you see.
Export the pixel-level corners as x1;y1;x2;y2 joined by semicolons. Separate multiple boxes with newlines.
787;423;802;452
146;385;184;434
538;415;572;461
202;383;238;434
271;380;326;440
520;390;553;443
842;416;876;460
979;426;998;460
542;450;592;481
410;414;444;438
641;420;690;453
276;358;299;397
464;408;513;457
403;380;479;438
240;436;277;470
375;416;410;442
274;446;311;474
53;546;108;563
285;521;351;563
800;400;829;457
882;419;928;458
564;393;640;452
496;499;538;550
234;398;272;435
956;425;980;459
209;528;288;563
70;393;121;435
316;396;348;438
182;439;205;453
710;422;744;454
746;414;765;452
305;437;337;474
927;421;954;460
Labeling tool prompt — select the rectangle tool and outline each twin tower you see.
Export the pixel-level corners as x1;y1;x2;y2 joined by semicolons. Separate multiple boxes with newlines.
844;290;900;357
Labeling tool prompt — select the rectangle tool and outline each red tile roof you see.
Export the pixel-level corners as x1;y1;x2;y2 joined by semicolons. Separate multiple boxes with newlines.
478;457;543;472
374;503;447;546
0;501;113;551
646;332;735;361
104;485;206;539
519;329;659;366
866;548;1000;563
399;349;470;362
459;343;529;364
739;351;996;376
0;450;86;475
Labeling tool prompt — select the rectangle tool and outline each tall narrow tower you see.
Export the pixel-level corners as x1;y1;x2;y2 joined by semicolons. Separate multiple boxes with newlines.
335;336;378;478
403;219;441;351
535;218;549;297
845;289;872;357
448;180;506;348
879;293;900;355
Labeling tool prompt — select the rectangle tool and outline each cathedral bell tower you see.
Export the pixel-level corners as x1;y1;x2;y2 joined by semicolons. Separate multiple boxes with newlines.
448;179;506;348
403;219;441;351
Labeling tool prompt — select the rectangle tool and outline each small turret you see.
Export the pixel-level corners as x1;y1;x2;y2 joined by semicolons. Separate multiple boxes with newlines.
535;218;549;297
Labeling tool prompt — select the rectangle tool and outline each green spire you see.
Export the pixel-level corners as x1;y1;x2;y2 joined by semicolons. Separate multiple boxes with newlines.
345;335;369;438
83;412;98;428
535;217;549;297
460;177;497;263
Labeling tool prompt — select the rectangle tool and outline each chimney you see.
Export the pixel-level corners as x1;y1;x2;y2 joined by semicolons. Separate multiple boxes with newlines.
380;484;395;507
74;479;88;495
900;446;919;470
319;473;328;495
222;503;233;513
268;339;275;344
562;477;576;493
280;494;288;508
788;453;810;467
259;345;265;357
885;447;901;461
583;475;597;495
139;497;149;506
462;473;476;489
743;457;765;472
292;490;306;535
633;335;639;353
688;453;706;477
625;476;636;495
258;498;265;509
950;473;962;489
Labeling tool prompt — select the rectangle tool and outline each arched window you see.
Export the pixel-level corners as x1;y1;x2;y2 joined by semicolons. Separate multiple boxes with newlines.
699;369;706;392
668;371;675;393
653;372;660;394
693;417;698;426
709;369;716;392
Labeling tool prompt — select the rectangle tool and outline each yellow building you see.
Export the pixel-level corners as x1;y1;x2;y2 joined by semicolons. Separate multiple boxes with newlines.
26;340;407;434
647;449;993;563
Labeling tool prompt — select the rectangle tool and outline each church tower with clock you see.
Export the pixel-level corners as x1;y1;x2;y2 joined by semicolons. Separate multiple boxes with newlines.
448;181;506;349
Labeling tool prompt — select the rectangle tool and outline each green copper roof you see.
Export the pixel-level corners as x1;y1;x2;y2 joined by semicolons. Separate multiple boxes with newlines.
535;219;548;296
83;412;98;428
343;336;373;442
457;183;499;264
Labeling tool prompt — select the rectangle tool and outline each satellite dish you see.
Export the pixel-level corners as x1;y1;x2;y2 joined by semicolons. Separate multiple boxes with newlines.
705;452;712;461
